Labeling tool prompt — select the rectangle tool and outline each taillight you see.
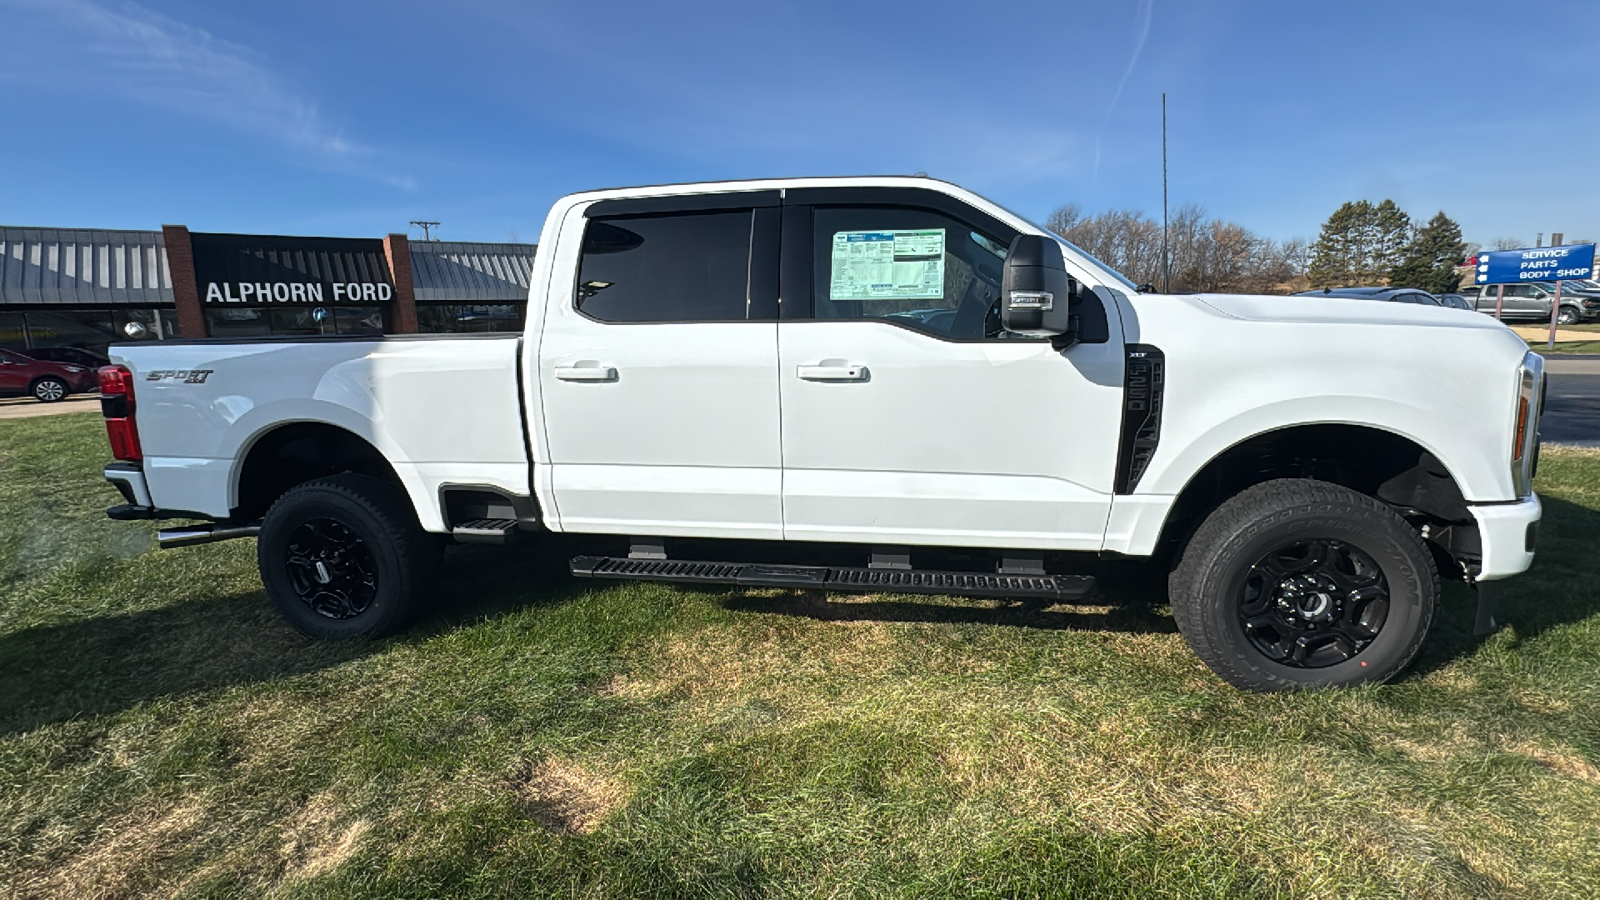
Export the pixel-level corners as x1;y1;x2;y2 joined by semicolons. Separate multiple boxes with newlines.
98;365;142;462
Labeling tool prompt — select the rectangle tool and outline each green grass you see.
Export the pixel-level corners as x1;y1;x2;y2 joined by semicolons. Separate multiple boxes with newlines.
1529;339;1600;355
3;414;1599;898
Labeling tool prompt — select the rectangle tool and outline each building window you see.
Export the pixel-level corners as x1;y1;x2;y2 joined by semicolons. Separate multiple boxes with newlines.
204;306;385;338
0;313;25;352
417;304;524;333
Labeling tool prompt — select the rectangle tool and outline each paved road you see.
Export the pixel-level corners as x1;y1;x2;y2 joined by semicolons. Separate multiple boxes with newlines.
1541;357;1600;448
0;395;99;421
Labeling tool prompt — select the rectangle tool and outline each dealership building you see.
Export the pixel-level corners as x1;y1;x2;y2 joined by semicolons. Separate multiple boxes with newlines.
0;225;536;357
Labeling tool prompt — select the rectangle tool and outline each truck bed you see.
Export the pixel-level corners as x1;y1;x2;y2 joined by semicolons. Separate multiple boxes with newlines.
109;333;528;530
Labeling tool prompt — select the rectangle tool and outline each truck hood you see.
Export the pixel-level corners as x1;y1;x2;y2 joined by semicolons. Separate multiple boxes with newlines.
1185;292;1514;333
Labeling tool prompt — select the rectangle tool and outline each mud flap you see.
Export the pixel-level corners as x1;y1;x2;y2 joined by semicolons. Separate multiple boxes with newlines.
1474;580;1498;637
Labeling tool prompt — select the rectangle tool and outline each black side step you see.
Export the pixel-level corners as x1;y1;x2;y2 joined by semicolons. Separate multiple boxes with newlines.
570;556;1094;601
451;518;519;544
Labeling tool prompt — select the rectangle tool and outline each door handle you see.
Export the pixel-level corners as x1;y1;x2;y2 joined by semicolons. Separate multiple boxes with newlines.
554;363;618;382
797;362;869;382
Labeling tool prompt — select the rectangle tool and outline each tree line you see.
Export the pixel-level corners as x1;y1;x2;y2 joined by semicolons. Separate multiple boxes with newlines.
1045;198;1469;295
1046;203;1307;295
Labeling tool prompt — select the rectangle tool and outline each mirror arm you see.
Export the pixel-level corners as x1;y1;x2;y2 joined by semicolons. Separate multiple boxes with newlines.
1049;319;1081;352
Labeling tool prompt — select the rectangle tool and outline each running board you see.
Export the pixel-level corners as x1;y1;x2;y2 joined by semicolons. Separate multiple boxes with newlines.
570;556;1095;601
450;518;519;544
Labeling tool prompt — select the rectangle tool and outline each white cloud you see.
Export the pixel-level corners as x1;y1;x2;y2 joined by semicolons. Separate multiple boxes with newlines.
0;0;387;167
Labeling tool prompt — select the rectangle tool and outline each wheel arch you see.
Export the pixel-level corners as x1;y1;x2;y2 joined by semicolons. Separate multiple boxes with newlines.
232;421;404;522
1155;422;1472;559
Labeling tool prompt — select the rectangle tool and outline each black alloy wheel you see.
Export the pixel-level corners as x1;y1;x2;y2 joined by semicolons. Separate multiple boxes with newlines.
284;517;380;620
1237;538;1389;668
258;473;439;639
1170;478;1437;691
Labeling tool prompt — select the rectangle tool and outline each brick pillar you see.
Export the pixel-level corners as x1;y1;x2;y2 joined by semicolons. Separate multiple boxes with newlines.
383;233;419;334
161;225;207;338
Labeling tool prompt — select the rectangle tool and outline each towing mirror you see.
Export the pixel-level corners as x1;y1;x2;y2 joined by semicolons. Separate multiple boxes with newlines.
1000;235;1077;339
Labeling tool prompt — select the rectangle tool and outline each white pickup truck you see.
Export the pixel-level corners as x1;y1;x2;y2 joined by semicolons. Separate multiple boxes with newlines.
97;177;1544;691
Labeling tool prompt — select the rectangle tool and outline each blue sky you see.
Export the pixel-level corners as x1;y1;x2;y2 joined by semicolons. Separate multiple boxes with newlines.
1;0;1595;250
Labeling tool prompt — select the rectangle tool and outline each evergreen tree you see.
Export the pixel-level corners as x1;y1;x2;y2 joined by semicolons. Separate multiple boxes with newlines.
1308;200;1376;287
1389;212;1467;294
1371;199;1412;282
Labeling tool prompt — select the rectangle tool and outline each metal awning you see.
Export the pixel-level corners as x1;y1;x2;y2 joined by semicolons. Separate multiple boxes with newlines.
410;241;536;303
0;228;172;306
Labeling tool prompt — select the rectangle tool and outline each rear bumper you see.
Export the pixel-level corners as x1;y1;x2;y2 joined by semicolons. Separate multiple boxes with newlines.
104;461;152;509
103;462;203;521
1469;494;1542;582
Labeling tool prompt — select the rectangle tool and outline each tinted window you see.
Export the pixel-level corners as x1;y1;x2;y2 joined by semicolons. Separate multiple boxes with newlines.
810;206;1010;339
577;211;753;322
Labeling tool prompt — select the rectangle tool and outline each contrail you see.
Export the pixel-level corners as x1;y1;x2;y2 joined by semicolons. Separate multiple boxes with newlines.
1095;0;1155;177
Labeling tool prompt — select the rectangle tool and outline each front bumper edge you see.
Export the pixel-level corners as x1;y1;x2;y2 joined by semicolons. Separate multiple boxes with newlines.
1469;494;1542;582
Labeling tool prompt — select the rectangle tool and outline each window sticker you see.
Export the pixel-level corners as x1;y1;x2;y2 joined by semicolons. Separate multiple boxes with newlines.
829;229;945;301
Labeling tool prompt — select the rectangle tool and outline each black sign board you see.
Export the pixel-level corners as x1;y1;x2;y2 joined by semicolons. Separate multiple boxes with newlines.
191;232;393;305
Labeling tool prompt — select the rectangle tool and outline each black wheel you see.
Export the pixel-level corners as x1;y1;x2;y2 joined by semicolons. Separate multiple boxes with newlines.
1169;479;1437;691
258;473;438;639
31;377;68;403
1557;306;1581;326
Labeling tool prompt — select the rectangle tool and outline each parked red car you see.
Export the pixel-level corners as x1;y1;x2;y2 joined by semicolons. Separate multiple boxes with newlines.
0;349;99;402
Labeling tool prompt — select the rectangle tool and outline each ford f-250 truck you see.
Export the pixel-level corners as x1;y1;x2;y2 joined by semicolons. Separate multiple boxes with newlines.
96;177;1544;691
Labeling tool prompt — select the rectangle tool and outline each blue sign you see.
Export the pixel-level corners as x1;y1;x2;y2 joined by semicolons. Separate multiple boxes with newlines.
1472;243;1596;284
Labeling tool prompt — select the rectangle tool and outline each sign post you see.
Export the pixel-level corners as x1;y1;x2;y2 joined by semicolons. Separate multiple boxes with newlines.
1549;281;1563;350
1468;243;1596;346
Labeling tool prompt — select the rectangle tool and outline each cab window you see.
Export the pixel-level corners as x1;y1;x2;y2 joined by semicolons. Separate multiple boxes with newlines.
576;210;754;322
810;206;1016;340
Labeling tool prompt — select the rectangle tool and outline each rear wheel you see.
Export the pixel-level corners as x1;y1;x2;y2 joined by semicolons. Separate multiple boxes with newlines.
258;473;438;639
31;377;68;402
1169;479;1437;691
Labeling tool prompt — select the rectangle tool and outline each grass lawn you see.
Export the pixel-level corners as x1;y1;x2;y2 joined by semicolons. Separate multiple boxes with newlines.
3;413;1599;898
1531;340;1600;355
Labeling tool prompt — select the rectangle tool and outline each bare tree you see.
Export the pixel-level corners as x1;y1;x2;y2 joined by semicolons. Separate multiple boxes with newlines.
1041;201;1306;294
1491;237;1525;251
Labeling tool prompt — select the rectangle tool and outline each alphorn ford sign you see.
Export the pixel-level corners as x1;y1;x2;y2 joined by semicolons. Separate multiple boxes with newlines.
190;233;394;304
1469;243;1596;284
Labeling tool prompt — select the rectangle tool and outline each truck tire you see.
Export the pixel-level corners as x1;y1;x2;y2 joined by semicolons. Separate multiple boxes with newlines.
257;473;438;639
1557;305;1581;326
31;376;68;402
1169;478;1437;691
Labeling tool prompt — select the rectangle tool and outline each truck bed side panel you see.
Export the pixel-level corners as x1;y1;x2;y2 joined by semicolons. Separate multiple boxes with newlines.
109;335;528;531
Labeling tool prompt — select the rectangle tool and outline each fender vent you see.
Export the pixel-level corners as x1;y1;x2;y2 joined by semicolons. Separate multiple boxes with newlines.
1115;344;1164;494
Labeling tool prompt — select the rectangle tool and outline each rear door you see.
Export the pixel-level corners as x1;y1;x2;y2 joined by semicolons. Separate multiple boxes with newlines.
775;188;1126;550
0;350;27;394
537;193;785;538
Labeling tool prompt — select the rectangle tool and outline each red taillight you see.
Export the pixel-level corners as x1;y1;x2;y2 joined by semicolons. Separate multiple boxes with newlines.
98;365;142;462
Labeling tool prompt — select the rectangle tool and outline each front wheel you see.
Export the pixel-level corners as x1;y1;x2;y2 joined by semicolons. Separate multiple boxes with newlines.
258;473;438;639
1557;306;1581;326
32;377;68;402
1169;479;1437;691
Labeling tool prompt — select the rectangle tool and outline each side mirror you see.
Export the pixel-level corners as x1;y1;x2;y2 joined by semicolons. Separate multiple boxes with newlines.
1001;235;1077;340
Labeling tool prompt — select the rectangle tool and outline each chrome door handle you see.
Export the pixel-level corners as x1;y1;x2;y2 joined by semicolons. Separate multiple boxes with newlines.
797;362;868;382
554;363;618;382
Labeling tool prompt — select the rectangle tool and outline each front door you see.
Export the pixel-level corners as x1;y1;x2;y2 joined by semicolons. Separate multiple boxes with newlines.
538;194;785;539
776;194;1127;550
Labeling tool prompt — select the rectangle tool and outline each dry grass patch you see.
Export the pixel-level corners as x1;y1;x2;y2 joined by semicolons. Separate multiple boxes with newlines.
21;798;206;899
509;757;628;835
1514;743;1600;784
278;792;371;882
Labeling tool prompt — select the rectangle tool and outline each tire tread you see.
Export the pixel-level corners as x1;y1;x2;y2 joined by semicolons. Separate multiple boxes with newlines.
1169;478;1438;691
